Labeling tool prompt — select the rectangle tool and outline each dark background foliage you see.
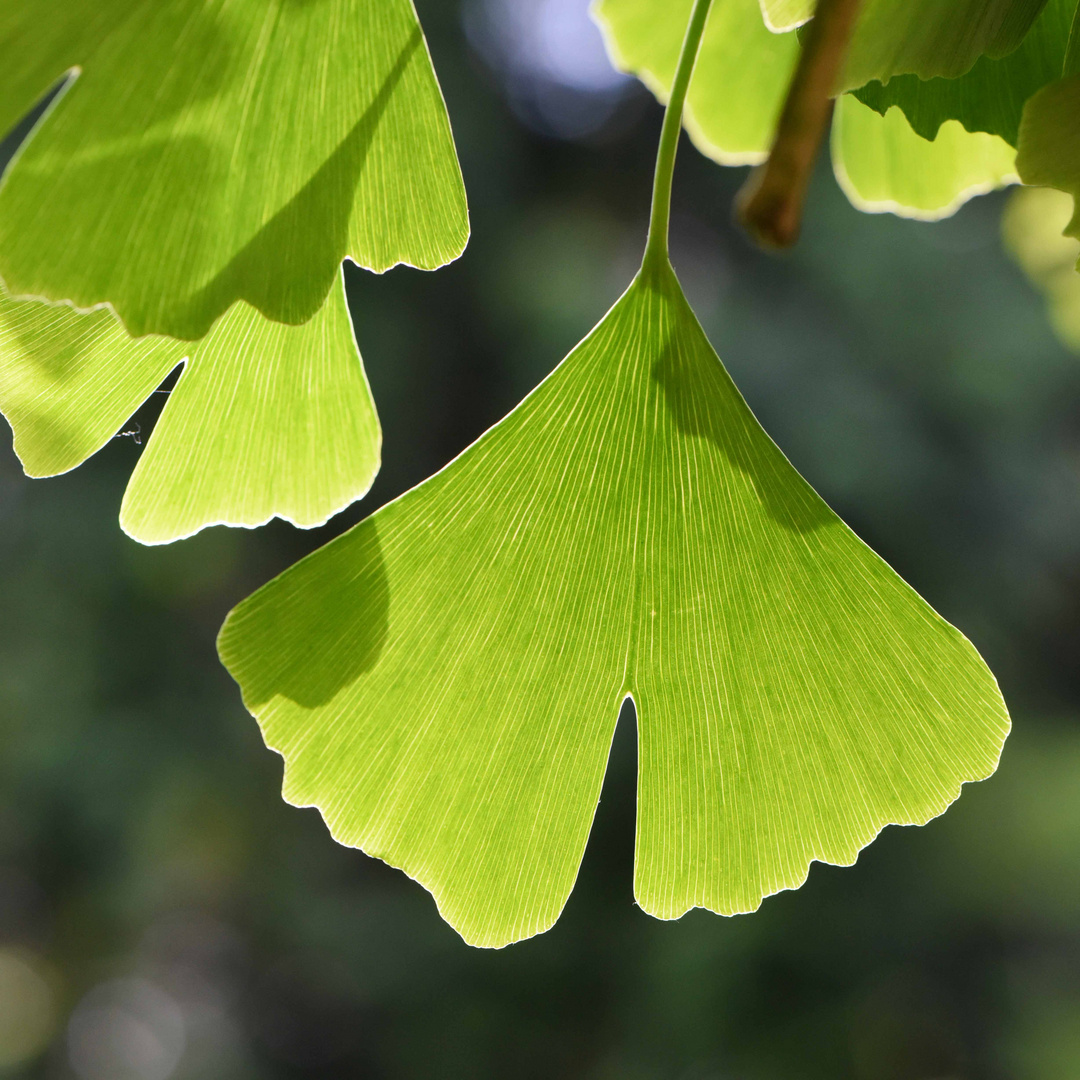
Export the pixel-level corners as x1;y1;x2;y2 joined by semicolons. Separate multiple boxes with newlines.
2;2;1080;1076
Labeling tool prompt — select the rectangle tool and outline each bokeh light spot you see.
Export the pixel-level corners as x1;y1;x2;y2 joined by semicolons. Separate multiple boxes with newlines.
464;0;633;140
67;978;185;1080
0;948;56;1069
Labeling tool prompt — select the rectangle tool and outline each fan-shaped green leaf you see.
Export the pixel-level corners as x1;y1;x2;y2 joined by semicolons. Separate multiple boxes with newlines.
0;292;180;479
218;259;1008;949
1015;73;1080;246
0;272;379;544
832;95;1018;219
0;0;468;339
852;0;1073;145
593;0;798;165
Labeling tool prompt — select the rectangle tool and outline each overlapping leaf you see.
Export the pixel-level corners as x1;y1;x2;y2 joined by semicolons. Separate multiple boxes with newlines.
833;96;1017;219
838;0;1050;90
594;0;1018;218
219;259;1008;948
853;0;1074;145
594;0;797;165
0;0;468;339
759;0;1049;89
0;272;379;544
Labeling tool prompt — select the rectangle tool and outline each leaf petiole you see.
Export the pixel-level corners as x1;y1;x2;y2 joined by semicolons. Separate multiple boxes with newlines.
736;0;862;248
642;0;715;272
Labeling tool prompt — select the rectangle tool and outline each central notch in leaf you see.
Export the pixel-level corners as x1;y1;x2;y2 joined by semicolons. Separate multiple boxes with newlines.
218;0;1008;948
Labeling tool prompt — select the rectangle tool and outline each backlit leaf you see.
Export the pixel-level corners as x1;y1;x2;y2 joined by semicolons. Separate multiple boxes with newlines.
0;0;468;339
852;0;1073;145
832;95;1018;220
0;272;379;544
842;0;1050;89
759;0;1049;88
219;260;1008;948
593;0;798;165
595;0;1021;218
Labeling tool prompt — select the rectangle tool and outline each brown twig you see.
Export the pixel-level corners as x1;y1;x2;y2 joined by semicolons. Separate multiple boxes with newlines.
736;0;861;249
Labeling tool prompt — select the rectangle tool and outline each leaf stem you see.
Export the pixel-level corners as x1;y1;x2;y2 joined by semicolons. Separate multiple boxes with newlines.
735;0;861;249
642;0;715;271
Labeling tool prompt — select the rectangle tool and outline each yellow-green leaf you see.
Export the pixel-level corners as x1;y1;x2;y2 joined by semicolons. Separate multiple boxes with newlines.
832;95;1018;220
852;0;1074;146
219;260;1008;948
0;0;468;339
0;274;379;544
593;0;798;165
595;0;1021;218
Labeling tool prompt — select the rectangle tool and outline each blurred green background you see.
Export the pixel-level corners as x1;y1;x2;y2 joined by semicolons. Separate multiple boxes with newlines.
3;2;1080;1077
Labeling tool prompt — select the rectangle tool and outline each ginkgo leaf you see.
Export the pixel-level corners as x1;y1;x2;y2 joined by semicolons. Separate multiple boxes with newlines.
832;95;1018;220
0;271;379;544
758;0;1049;88
0;0;468;340
852;0;1073;145
0;291;182;479
218;258;1008;949
1003;185;1080;349
595;0;1017;218
593;0;798;165
1015;73;1080;246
